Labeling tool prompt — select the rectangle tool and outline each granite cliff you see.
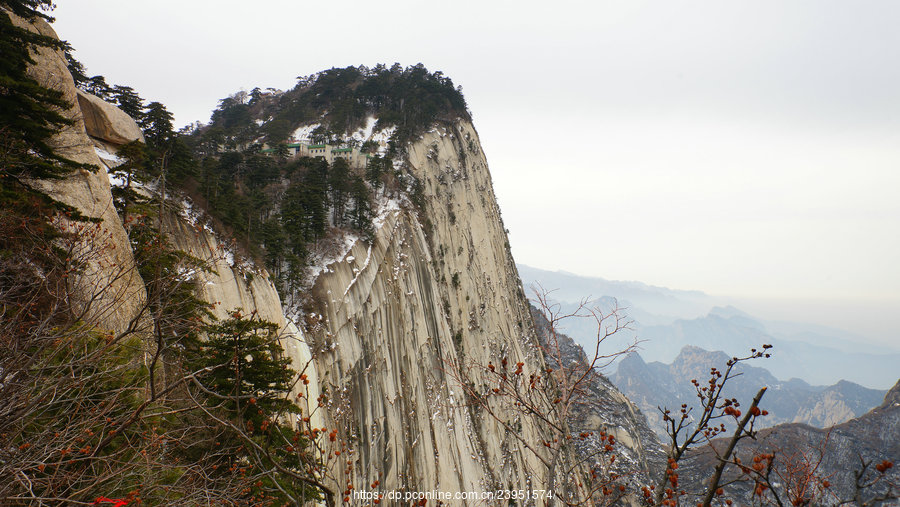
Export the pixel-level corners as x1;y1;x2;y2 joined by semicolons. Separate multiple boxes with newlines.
6;9;147;333
10;12;668;502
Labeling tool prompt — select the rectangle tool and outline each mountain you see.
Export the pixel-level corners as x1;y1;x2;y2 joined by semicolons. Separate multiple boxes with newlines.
516;264;714;323
519;264;900;389
682;380;900;505
2;11;608;502
612;346;887;438
6;6;893;504
637;311;900;389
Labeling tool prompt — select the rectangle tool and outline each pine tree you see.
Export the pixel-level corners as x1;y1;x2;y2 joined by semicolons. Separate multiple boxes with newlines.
0;0;91;223
347;175;374;239
249;86;263;105
191;312;325;503
63;46;89;88
84;74;113;100
111;140;149;211
302;159;330;240
141;101;175;150
112;85;145;121
328;158;350;226
366;154;389;192
0;0;53;20
195;313;295;421
259;218;288;275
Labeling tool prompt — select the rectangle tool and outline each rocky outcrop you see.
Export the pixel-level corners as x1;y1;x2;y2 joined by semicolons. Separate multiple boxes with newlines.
305;121;554;498
159;211;324;429
792;388;857;427
881;379;900;410
9;9;146;333
77;89;145;146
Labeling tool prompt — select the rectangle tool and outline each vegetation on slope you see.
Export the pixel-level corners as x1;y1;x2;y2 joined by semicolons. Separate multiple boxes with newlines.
0;2;346;504
79;60;466;296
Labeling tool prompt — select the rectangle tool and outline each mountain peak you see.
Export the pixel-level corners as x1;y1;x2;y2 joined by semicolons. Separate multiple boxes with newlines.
675;344;730;363
880;379;900;410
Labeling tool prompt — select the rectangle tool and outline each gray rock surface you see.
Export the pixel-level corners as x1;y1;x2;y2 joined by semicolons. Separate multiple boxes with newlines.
77;89;145;145
10;9;146;333
305;121;553;499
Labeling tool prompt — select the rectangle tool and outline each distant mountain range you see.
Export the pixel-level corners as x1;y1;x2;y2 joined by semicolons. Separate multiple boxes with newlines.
682;379;900;504
517;264;900;389
611;345;886;438
518;265;899;502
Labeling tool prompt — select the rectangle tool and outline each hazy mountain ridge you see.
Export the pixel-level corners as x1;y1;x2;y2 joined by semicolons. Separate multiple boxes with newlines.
636;312;900;389
518;264;900;389
612;345;887;438
517;264;712;321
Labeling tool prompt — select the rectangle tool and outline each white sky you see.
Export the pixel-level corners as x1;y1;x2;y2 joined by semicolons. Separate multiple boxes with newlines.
52;1;900;344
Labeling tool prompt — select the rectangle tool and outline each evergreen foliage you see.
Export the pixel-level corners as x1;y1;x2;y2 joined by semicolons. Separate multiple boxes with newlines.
189;312;323;504
276;63;469;147
0;0;93;251
0;4;79;181
0;0;54;21
194;313;296;422
84;74;113;100
141;101;175;150
63;46;89;88
328;157;351;227
112;84;145;121
347;175;374;239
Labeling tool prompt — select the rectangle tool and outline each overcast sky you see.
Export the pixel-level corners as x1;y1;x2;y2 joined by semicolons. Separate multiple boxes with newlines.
52;1;900;345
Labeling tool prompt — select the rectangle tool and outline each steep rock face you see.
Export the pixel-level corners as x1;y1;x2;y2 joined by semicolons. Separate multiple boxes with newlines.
791;387;857;427
10;10;146;333
159;212;324;428
307;121;551;497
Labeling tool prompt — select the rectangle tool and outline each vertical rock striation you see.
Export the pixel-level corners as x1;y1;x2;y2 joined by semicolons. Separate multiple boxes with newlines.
14;18;662;496
307;121;552;497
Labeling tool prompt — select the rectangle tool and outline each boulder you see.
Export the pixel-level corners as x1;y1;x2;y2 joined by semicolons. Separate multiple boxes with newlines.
77;89;145;145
